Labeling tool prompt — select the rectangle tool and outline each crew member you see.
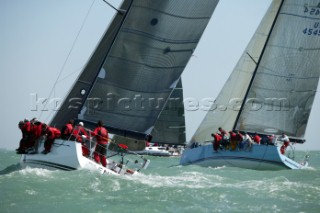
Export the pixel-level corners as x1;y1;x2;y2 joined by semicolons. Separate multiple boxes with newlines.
92;120;109;167
236;131;243;150
280;132;290;154
211;133;222;152
145;134;152;147
229;130;237;151
218;127;229;150
30;120;46;153
266;134;274;145
72;122;90;156
42;124;61;154
23;118;33;149
242;132;254;150
61;119;74;140
252;132;261;144
16;120;26;154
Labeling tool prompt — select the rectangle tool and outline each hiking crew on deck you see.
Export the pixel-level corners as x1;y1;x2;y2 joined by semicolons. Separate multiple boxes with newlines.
61;119;74;140
92;120;109;167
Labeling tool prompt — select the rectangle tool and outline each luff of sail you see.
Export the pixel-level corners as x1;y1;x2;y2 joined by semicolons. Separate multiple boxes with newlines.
191;0;282;144
235;0;320;139
51;0;219;144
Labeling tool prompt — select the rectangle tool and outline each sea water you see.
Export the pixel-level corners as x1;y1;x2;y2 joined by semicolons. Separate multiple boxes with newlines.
0;149;319;213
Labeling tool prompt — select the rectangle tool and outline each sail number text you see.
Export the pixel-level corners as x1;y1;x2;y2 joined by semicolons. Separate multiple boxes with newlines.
303;22;320;36
304;3;320;16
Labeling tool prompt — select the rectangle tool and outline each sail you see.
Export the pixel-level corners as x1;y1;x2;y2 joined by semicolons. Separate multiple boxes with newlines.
235;0;320;138
112;78;185;148
49;0;218;140
151;78;186;145
191;0;282;144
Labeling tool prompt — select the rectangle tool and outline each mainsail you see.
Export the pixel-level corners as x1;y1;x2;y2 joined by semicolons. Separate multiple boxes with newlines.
236;0;320;138
191;0;282;143
192;0;320;144
50;0;219;144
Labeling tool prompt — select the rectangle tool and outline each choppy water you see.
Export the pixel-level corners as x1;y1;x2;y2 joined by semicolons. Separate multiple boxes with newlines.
1;149;319;213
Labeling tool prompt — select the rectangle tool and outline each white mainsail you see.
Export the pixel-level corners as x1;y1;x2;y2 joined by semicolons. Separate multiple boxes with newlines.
236;0;320;138
192;0;320;144
191;0;283;143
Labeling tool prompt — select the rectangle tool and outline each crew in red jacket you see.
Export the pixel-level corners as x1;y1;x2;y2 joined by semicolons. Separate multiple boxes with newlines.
61;119;74;140
42;125;61;154
72;122;90;156
30;120;46;153
229;131;238;151
72;122;88;142
211;133;222;152
252;132;261;144
92;120;109;167
23;118;33;149
218;127;228;138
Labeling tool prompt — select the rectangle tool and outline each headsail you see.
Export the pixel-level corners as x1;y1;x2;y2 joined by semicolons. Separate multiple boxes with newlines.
151;78;186;145
51;0;219;142
235;0;320;138
191;0;282;143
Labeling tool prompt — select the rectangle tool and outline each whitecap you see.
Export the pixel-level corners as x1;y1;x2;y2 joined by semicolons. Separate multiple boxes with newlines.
25;189;37;195
19;167;53;177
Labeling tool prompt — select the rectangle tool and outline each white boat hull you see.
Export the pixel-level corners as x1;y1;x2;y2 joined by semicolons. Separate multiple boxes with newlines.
20;139;138;175
133;146;182;157
180;144;307;170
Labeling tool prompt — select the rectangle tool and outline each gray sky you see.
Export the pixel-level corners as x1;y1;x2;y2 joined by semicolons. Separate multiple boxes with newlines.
0;0;319;151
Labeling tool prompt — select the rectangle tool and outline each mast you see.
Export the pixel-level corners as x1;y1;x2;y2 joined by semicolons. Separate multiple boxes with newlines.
232;0;285;131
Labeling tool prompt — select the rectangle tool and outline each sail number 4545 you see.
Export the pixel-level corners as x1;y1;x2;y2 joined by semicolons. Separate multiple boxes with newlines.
303;22;320;36
303;28;320;36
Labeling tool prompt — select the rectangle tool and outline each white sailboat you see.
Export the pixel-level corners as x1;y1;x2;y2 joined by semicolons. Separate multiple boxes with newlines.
133;144;185;157
19;0;219;174
180;0;320;170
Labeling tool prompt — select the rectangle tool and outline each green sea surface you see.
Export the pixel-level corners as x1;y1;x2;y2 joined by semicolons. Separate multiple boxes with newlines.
0;149;319;213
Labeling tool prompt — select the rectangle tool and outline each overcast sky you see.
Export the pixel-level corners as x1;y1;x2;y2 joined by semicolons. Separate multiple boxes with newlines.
0;0;319;151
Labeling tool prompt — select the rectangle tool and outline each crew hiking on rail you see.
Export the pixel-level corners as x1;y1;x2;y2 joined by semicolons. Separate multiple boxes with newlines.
208;127;291;155
16;118;110;164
